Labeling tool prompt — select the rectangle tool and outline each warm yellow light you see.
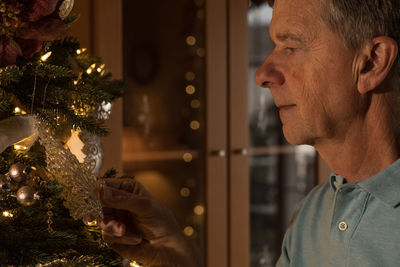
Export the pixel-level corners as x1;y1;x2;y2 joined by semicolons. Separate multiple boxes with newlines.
194;205;205;215
130;261;142;267
31;166;37;171
185;71;195;81
186;36;196;46
86;220;97;226
90;63;96;69
180;187;191;197
185;85;195;95
196;48;205;57
182;153;193;162
197;9;205;20
14;145;21;150
76;48;87;55
41;51;52;62
97;68;102;72
190;120;200;130
190;99;201;109
21;110;26;115
184;226;194;237
86;68;92;74
73;80;78;85
2;211;13;217
14;107;21;113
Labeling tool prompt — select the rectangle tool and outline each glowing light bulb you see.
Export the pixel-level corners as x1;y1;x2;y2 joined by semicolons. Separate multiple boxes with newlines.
186;36;196;46
190;99;201;109
2;211;13;217
180;187;191;197
185;85;195;95
190;120;200;130
185;71;195;81
73;80;78;85
194;205;205;215
86;68;92;74
183;153;193;162
41;52;52;62
184;226;194;237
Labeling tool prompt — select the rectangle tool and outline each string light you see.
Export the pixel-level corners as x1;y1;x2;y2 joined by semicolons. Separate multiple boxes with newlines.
194;205;205;215
130;261;142;267
2;211;13;217
185;85;196;95
14;145;27;150
190;99;201;109
86;220;97;226
186;36;196;46
185;71;195;81
183;226;194;237
86;68;92;74
182;153;193;162
76;48;87;55
40;51;52;62
180;187;191;197
13;107;26;115
196;48;205;57
190;120;200;130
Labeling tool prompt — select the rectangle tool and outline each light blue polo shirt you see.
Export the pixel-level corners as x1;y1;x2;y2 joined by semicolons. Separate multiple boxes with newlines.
276;159;400;267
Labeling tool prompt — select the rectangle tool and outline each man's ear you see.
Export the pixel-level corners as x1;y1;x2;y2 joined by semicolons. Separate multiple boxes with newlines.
357;36;398;94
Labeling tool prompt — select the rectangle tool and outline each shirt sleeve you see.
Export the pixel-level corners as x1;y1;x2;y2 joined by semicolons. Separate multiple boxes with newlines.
275;198;305;267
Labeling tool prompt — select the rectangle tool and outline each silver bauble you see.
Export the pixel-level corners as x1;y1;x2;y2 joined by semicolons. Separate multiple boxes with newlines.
8;163;28;183
59;0;74;19
16;186;36;206
79;131;104;176
97;101;112;120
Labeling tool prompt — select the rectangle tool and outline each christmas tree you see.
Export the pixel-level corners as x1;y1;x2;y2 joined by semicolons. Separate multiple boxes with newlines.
0;0;132;265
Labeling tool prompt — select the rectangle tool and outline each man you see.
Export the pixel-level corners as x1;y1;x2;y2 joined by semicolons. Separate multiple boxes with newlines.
101;0;400;266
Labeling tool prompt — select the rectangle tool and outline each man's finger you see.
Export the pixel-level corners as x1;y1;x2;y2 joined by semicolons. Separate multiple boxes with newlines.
100;219;126;237
101;185;152;214
102;231;143;246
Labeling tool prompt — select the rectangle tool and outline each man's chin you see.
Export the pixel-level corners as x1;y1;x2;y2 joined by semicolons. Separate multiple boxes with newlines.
282;128;315;146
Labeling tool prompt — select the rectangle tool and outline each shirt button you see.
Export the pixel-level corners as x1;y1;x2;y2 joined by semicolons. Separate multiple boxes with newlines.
338;221;348;231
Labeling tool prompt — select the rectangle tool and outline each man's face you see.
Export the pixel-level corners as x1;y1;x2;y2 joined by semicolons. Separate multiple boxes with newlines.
255;0;363;146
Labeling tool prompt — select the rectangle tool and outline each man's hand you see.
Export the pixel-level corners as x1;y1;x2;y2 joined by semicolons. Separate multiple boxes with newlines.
100;178;201;267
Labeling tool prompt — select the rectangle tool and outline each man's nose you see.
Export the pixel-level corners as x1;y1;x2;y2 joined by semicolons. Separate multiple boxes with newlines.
255;56;285;89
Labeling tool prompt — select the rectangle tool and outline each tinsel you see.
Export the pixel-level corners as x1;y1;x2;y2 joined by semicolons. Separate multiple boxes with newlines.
37;119;103;221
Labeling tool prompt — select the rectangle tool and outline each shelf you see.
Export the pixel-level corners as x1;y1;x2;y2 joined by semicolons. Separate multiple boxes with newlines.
123;149;200;162
250;204;278;215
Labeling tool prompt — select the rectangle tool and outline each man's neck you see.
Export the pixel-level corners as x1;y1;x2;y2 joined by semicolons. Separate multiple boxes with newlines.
315;96;400;183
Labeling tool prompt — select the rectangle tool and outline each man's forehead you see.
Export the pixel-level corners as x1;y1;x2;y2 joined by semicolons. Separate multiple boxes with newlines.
270;0;323;43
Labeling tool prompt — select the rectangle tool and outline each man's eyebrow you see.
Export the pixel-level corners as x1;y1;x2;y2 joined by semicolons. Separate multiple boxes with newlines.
274;32;306;44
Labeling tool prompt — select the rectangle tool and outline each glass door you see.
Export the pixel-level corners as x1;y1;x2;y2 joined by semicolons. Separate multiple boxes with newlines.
247;2;317;266
122;0;206;264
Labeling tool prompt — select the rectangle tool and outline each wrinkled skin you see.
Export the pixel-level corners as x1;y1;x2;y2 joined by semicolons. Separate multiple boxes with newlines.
100;179;201;267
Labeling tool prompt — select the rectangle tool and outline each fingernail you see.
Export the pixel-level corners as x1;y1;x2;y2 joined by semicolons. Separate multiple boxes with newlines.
113;222;126;237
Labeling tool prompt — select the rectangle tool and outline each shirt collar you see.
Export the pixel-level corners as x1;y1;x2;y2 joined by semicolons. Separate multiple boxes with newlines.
330;159;400;208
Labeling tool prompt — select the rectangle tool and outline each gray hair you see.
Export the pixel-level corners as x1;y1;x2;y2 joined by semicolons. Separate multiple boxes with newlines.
268;0;400;76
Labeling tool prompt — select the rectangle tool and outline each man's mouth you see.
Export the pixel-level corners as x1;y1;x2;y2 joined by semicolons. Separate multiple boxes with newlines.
278;104;296;110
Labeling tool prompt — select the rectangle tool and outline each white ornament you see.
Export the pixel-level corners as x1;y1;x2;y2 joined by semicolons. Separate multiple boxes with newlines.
59;0;74;20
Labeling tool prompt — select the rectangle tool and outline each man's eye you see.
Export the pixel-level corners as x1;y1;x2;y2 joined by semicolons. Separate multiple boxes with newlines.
285;47;296;52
